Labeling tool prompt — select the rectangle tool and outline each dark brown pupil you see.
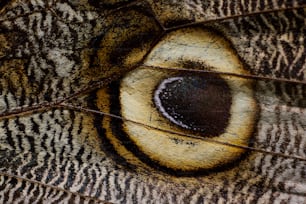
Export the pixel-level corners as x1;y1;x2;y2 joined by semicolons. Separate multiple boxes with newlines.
154;74;232;137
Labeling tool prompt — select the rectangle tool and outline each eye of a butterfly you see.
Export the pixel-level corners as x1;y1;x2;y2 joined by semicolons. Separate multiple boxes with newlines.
96;27;257;174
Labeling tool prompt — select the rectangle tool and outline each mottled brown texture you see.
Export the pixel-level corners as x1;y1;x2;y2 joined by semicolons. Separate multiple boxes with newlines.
0;0;305;203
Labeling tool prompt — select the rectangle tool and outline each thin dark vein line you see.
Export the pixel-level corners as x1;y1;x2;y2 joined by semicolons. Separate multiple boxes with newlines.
0;102;53;119
0;75;117;119
142;64;306;85
0;62;305;121
58;103;306;162
0;171;111;203
164;4;306;31
0;33;166;120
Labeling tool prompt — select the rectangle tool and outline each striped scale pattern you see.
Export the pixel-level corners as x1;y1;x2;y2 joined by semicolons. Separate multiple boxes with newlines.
0;175;106;203
0;0;305;203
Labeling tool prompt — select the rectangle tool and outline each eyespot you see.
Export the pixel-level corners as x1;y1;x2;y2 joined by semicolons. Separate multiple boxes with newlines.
153;73;231;136
96;27;257;174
